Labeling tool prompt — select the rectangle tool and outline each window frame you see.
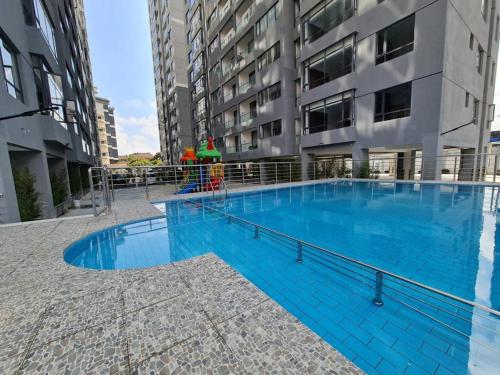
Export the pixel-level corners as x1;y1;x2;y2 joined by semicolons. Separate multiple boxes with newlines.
374;82;412;123
0;36;23;101
375;14;415;65
303;34;355;90
303;90;354;134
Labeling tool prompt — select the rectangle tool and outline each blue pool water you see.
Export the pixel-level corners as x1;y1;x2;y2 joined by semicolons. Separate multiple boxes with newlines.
65;181;500;374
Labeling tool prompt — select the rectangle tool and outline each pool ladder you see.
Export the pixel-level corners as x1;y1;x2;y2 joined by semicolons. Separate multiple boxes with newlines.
207;178;228;201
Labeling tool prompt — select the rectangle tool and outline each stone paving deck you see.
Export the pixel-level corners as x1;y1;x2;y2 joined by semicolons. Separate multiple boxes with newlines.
0;196;362;374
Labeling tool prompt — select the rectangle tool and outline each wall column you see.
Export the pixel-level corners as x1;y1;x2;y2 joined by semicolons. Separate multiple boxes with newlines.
352;145;369;178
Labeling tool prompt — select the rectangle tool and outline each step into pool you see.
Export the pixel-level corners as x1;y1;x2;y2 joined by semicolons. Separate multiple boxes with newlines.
64;181;500;374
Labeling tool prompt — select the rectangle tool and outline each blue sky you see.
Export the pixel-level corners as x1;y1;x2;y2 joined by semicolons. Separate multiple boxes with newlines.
84;0;160;155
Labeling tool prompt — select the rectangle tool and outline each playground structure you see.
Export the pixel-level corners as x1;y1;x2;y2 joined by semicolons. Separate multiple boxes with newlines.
176;137;224;194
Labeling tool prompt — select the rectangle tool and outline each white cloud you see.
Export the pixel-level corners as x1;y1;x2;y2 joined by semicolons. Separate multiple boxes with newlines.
114;113;160;155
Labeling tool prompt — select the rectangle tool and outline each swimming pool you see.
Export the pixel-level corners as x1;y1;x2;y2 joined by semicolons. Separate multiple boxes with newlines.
65;181;500;374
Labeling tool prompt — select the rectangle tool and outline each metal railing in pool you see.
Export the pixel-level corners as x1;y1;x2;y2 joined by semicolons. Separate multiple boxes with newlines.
184;197;500;355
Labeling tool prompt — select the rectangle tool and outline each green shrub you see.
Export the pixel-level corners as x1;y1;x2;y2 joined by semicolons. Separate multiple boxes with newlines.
50;173;68;206
357;161;380;179
358;161;371;178
13;168;42;222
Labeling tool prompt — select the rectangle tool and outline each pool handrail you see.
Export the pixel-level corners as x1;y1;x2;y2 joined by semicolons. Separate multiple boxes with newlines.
186;197;500;318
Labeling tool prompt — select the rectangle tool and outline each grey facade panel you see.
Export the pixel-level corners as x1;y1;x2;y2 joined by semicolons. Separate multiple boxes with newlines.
0;0;99;223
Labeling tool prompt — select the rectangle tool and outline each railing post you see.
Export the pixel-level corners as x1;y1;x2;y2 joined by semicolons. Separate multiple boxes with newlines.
494;154;498;183
254;226;259;239
372;271;384;306
453;155;457;182
313;161;316;180
89;168;97;216
289;163;292;182
275;162;278;184
174;167;178;193
323;160;326;179
109;168;115;201
242;165;245;184
296;241;303;263
144;168;149;199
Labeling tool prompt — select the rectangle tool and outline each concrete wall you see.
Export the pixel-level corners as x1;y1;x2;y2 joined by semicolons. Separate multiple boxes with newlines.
0;0;99;223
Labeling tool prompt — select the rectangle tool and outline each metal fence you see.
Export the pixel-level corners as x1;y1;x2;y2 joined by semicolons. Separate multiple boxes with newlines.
88;153;500;216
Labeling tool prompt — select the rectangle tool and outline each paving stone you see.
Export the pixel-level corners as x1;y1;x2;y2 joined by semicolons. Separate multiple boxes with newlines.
174;253;241;289
217;300;362;374
132;328;245;374
19;318;128;375
125;293;211;366
0;302;44;365
194;276;269;324
121;265;189;312
0;353;23;375
33;288;124;346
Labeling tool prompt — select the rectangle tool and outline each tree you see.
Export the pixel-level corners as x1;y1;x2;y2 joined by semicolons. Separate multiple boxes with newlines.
50;172;68;206
127;155;162;166
13;168;42;221
151;152;162;161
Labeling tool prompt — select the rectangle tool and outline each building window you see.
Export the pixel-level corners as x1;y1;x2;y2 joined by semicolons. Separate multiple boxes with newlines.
191;30;203;56
261;119;282;138
376;15;415;65
257;42;280;71
477;44;484;74
209;62;221;79
211;88;221;104
303;0;355;44
469;33;474;50
209;36;219;54
304;90;353;134
374;82;412;122
492;61;496;86
496;16;499;41
465;92;470;107
33;0;57;59
0;37;22;100
256;1;281;36
258;81;281;106
473;98;480;123
481;0;489;22
304;35;354;90
208;9;218;30
32;55;66;127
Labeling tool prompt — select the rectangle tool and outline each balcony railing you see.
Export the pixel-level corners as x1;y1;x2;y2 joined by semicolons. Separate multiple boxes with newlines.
220;1;232;19
225;118;236;130
238;79;255;95
239;110;257;125
221;29;235;49
240;142;258;152
235;5;255;32
223;90;236;102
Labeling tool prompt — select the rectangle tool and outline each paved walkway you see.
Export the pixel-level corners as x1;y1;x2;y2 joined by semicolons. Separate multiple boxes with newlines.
0;194;361;374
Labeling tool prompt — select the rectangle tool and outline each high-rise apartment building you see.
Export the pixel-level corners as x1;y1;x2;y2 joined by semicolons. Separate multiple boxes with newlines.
0;0;99;223
148;0;192;164
150;0;499;176
95;96;118;166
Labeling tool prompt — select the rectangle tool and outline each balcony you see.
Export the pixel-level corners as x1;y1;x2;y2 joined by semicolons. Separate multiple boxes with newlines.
239;110;257;126
235;1;255;33
240;142;258;152
219;0;232;19
221;28;235;49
